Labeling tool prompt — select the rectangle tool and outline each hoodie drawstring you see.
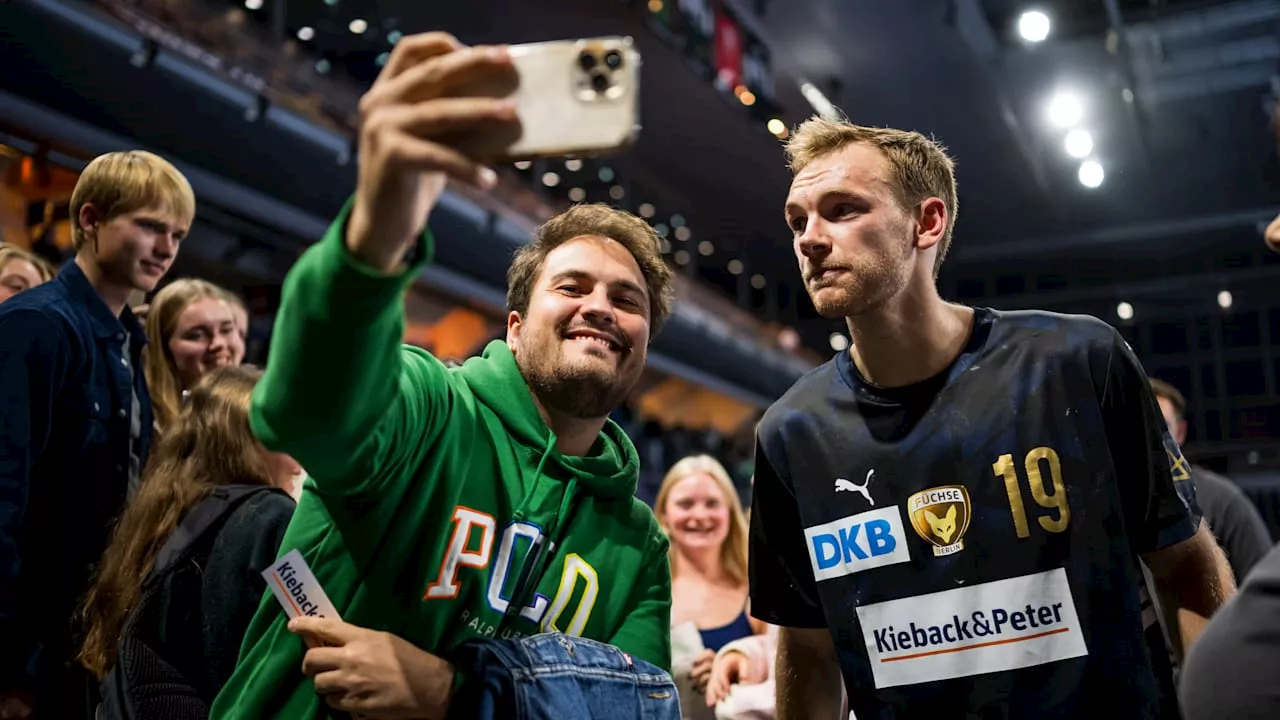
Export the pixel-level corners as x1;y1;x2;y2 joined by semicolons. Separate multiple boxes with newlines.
497;434;578;635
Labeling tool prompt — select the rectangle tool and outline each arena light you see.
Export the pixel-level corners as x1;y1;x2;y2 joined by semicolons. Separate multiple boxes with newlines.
568;187;586;202
244;0;263;10
638;203;655;218
727;259;744;275
349;18;368;34
829;333;850;352
1116;301;1133;320
1017;10;1051;43
698;240;715;256
674;250;691;265
1046;91;1084;129
541;171;560;187
767;118;788;138
1218;290;1233;309
750;274;767;290
297;26;315;41
1064;129;1093;159
1078;160;1104;188
564;159;583;172
609;185;625;200
799;81;839;120
674;226;692;242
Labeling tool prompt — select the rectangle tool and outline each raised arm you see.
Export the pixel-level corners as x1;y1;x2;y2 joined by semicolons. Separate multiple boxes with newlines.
249;32;520;497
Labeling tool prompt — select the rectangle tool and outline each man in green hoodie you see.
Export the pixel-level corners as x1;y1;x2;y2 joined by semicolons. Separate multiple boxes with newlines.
212;32;675;719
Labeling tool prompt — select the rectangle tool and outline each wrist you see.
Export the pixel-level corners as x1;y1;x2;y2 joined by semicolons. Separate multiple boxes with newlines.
344;198;414;274
422;655;456;720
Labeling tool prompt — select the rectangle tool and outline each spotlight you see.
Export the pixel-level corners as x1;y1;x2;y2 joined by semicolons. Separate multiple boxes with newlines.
1116;301;1133;320
349;18;368;34
1046;92;1084;129
1064;129;1093;159
1017;10;1051;43
1078;160;1104;188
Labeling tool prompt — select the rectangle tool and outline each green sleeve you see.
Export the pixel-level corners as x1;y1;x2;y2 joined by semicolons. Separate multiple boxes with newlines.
249;199;449;498
608;537;673;672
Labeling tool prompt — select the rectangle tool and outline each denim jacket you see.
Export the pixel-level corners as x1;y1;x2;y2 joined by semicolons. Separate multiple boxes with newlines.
448;633;681;720
0;260;151;692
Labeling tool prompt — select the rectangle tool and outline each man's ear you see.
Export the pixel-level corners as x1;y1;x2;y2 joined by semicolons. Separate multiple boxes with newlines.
506;311;523;353
78;203;101;248
913;197;948;252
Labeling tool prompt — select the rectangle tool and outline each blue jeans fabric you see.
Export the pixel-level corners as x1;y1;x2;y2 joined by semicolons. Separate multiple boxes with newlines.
447;633;680;720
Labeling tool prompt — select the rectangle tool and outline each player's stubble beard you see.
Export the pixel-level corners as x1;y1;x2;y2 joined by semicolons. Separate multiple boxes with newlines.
806;221;915;319
515;318;639;420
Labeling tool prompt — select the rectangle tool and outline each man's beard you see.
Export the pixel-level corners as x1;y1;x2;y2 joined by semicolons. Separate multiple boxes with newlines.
519;343;633;420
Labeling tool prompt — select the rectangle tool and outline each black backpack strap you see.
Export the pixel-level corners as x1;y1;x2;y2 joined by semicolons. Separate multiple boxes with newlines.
149;485;283;581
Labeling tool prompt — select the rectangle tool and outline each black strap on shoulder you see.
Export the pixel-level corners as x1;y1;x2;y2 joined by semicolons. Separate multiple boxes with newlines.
149;484;283;581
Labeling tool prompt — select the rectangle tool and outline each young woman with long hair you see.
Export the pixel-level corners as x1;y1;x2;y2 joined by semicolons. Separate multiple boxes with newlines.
79;365;300;705
655;455;771;719
143;278;247;433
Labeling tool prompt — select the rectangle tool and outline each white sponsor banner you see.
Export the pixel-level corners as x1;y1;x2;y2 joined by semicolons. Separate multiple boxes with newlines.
856;568;1088;688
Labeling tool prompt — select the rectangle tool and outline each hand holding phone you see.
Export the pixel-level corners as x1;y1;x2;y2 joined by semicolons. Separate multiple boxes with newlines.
346;32;519;271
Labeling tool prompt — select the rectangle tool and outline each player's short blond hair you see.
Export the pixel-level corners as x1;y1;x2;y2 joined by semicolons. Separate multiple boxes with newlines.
70;151;195;250
785;116;959;278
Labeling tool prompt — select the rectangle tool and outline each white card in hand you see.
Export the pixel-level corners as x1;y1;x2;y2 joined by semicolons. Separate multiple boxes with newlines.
670;620;706;665
262;549;342;621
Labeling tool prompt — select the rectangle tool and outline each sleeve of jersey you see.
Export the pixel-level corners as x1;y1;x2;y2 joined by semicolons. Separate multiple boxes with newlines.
748;435;826;628
249;197;452;499
1096;331;1202;555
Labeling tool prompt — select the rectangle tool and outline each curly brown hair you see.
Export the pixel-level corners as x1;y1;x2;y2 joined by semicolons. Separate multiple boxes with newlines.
506;203;675;336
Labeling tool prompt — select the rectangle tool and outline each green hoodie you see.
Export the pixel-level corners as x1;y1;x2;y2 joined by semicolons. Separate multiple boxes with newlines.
211;203;671;719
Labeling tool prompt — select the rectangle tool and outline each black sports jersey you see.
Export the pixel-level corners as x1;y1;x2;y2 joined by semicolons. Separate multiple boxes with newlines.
749;307;1201;720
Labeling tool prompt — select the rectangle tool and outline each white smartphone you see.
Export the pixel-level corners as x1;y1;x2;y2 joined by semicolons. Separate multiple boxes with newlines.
458;36;641;162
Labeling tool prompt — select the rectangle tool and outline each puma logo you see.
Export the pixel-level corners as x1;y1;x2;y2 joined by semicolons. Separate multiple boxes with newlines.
924;505;958;544
835;470;874;505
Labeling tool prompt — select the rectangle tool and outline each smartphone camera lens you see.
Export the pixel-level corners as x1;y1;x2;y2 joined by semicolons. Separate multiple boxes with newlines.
603;50;623;69
590;71;610;93
578;51;597;71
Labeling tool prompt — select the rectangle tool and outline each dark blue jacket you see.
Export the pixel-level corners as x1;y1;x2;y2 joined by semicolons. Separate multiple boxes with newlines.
0;260;152;695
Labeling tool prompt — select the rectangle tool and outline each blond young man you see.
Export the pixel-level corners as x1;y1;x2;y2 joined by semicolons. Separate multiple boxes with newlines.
0;150;193;719
747;117;1235;719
